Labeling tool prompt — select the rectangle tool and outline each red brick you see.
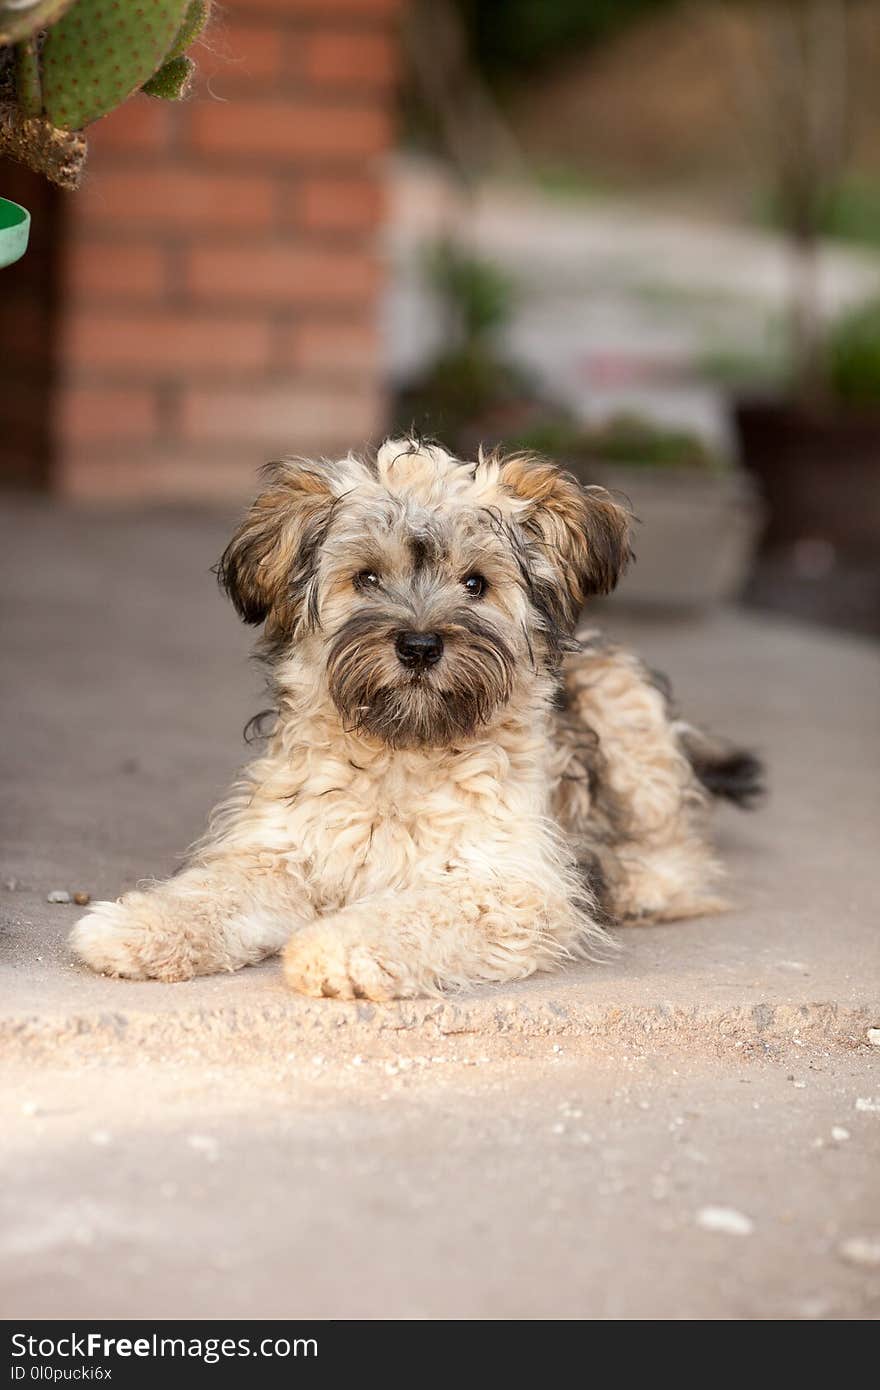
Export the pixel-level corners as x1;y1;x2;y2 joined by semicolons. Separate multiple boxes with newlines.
180;383;381;443
234;0;401;12
41;2;400;500
58;455;148;502
59;449;260;503
302;32;396;86
205;21;286;82
296;174;385;230
0;297;49;368
187;100;392;161
185;244;380;304
78;170;277;231
57;386;159;443
62;312;274;375
85;97;173;156
281;318;379;372
65;241;168;300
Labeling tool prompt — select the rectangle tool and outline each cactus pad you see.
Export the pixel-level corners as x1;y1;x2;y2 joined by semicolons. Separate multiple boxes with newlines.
141;52;192;100
0;0;72;46
166;0;208;62
15;35;42;115
41;0;189;129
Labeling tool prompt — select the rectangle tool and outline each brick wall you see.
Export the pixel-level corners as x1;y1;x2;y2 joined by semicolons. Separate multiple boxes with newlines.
0;161;65;489
0;0;400;500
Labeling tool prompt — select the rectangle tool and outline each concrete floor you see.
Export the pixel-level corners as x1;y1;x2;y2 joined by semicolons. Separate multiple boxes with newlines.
1;501;878;1320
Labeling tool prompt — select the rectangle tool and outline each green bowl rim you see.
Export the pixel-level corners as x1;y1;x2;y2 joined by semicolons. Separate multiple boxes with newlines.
0;196;31;228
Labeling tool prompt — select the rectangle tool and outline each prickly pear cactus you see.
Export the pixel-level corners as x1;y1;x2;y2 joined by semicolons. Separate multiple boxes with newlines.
141;53;193;101
0;0;211;185
41;0;189;130
142;0;208;99
168;0;208;63
0;0;72;46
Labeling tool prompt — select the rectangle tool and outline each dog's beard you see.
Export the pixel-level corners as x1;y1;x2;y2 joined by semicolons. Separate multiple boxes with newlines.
325;609;517;749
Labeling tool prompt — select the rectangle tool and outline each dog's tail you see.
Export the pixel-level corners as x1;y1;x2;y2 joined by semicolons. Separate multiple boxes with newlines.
678;725;765;809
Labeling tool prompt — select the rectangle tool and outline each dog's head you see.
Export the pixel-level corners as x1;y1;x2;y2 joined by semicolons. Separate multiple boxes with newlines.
218;439;631;748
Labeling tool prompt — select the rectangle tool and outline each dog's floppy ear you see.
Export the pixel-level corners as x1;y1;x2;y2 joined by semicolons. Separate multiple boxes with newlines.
216;458;337;635
499;453;632;627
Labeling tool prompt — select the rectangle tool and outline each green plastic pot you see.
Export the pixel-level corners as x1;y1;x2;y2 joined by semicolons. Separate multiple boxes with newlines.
0;198;31;268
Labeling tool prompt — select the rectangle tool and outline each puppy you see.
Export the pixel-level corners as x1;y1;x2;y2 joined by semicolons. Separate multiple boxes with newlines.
71;438;761;1000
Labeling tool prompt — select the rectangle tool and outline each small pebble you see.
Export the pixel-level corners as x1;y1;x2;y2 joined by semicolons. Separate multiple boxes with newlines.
792;1080;807;1090
838;1236;880;1268
90;1130;112;1146
867;1028;880;1048
831;1126;851;1143
855;1097;880;1113
697;1205;754;1236
73;891;91;907
47;889;71;904
21;1100;41;1117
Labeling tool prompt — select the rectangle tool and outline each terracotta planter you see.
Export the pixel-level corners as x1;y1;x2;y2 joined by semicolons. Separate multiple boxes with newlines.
733;397;880;558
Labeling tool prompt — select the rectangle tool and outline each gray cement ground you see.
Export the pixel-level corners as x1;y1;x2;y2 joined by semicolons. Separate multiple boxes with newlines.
1;501;878;1320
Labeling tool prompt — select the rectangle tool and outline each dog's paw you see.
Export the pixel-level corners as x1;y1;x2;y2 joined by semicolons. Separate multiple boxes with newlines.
283;926;409;1002
70;901;150;979
69;896;196;982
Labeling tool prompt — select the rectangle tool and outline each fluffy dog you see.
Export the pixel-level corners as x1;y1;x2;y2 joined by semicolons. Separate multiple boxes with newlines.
71;438;761;1000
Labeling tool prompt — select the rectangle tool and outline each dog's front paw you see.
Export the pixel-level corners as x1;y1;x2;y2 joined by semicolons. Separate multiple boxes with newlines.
70;895;196;982
283;925;411;1001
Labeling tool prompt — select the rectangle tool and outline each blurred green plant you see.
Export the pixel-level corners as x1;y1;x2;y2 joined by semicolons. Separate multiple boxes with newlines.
826;297;880;407
699;298;880;411
532;165;610;201
811;179;880;251
731;0;860;405
509;414;723;471
760;178;880;252
696;333;791;393
456;0;676;78
395;241;536;440
399;346;532;436
396;239;728;468
426;239;514;344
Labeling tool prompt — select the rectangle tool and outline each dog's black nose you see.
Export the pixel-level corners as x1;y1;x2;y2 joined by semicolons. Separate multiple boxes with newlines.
395;630;444;669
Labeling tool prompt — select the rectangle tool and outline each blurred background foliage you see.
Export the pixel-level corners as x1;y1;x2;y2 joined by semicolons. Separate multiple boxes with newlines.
457;0;674;78
397;0;880;631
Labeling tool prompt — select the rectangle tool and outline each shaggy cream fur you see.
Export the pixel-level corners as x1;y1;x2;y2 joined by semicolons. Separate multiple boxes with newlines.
71;438;745;1000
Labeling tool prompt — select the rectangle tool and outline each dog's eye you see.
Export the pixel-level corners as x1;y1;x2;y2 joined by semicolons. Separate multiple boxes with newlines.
462;573;487;598
354;570;381;591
